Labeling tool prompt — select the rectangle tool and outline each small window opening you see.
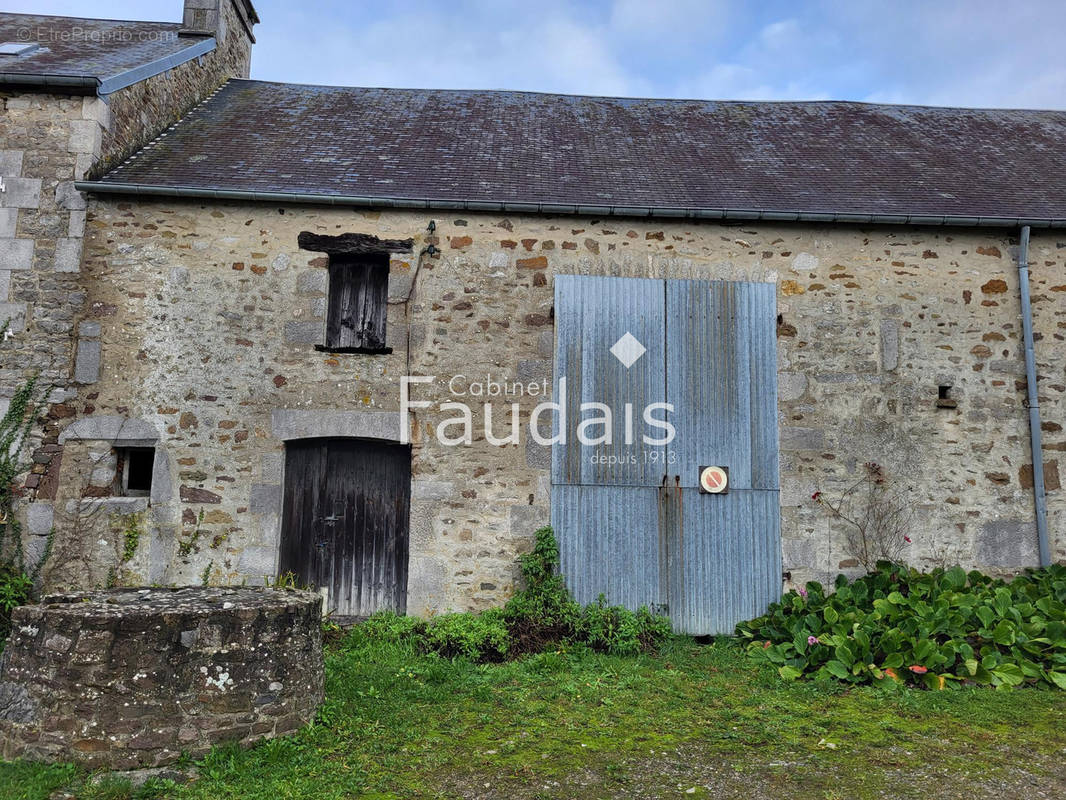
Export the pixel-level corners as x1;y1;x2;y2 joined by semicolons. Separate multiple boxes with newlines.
116;447;154;496
319;252;391;354
936;385;957;409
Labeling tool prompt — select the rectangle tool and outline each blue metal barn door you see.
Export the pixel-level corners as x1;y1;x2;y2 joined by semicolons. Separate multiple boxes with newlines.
551;277;668;613
551;276;780;634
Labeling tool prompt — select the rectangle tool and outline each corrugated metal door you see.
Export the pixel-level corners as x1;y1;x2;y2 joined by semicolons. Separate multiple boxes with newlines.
279;438;410;617
551;276;780;634
552;277;667;612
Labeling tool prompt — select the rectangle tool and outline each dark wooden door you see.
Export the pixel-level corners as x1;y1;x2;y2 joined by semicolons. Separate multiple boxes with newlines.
279;438;410;616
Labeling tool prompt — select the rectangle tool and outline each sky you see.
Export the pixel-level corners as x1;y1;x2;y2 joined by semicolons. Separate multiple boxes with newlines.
12;0;1066;108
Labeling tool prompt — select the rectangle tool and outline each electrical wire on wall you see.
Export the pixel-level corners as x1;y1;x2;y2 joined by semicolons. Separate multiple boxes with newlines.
388;219;437;385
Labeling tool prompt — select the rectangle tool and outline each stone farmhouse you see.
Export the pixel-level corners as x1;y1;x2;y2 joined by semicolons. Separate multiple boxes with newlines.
2;1;1064;632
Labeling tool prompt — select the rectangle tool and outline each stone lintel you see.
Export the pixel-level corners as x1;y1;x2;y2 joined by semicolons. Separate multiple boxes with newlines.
297;231;414;256
271;409;403;442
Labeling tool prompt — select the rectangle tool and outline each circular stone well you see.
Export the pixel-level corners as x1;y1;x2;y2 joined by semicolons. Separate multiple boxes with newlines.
0;587;323;769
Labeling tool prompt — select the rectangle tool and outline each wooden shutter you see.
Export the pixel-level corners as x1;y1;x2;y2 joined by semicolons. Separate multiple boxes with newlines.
325;254;390;352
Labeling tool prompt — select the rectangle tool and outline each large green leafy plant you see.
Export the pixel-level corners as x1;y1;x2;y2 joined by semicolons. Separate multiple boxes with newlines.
737;562;1066;689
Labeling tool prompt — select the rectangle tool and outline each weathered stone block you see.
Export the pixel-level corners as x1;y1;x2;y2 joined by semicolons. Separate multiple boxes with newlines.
0;150;23;176
236;546;276;577
54;238;82;272
54;182;86;211
516;359;551;383
73;339;101;384
260;452;284;482
387;270;413;300
272;409;402;442
778;372;807;401
295;269;326;294
249;483;281;514
77;320;101;338
0;178;41;209
23;535;50;569
0;209;17;239
525;435;550;469
880;319;899;371
779;475;815;507
779;426;825;451
0;238;33;270
0;683;37;725
975;520;1039;567
71;152;93;182
59;416;159;445
150;450;173;504
179;486;221;504
405;557;447;616
538;329;555;358
408;500;438;548
68;119;102;156
26;502;54;536
283;320;321;344
65;496;148;516
509;504;548;542
782;537;815;570
67;210;86;238
81;96;110;127
0;302;26;333
411;480;455;501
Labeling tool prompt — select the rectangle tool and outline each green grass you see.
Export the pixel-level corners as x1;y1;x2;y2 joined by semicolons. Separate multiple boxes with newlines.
3;633;1066;800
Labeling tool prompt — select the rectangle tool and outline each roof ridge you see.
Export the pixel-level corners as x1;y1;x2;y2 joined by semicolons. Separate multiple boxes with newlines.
220;77;1065;114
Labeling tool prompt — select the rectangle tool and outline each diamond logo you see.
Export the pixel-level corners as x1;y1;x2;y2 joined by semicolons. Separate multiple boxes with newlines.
610;332;646;368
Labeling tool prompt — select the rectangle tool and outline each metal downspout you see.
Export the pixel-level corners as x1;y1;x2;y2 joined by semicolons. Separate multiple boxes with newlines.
1018;226;1051;567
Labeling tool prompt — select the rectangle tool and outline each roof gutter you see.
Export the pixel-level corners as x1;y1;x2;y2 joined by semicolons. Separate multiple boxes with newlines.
0;72;98;92
1017;225;1051;567
70;181;1066;228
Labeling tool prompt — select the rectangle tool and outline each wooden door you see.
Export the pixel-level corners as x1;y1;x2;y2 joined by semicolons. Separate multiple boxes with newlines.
279;438;410;616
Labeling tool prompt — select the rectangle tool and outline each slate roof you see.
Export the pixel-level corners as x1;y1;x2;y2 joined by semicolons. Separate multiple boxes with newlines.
89;79;1066;224
0;12;212;93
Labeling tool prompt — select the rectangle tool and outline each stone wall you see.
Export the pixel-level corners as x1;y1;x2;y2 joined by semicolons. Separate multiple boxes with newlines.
0;587;322;769
1;2;255;557
57;199;1064;610
0;91;105;500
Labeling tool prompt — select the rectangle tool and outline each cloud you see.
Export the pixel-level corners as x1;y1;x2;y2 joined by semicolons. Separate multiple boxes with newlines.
13;0;1066;107
608;0;731;42
816;0;1066;108
757;18;801;50
247;1;646;96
